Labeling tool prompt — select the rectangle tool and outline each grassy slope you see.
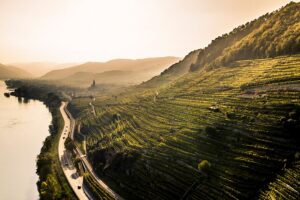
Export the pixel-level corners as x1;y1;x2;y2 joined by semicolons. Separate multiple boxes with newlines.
70;54;300;199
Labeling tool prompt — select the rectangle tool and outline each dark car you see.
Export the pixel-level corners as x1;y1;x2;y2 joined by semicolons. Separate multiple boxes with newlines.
77;186;81;189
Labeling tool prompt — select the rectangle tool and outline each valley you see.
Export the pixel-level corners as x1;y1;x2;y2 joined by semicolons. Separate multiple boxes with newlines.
1;1;299;200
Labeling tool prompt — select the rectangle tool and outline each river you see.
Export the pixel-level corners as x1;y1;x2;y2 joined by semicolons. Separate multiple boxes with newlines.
0;81;52;200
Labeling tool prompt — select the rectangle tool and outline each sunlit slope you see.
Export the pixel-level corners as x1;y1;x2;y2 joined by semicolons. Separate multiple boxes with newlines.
69;55;300;199
190;2;300;71
139;2;299;88
140;49;200;88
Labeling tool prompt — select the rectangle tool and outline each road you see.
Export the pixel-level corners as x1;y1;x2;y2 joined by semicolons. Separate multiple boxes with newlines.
79;152;124;200
58;102;89;200
61;102;124;200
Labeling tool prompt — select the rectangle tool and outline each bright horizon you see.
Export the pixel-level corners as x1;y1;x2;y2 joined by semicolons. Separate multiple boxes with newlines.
0;0;295;64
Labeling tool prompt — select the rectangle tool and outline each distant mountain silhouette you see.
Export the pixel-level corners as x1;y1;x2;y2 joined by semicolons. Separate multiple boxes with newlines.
41;57;180;86
0;63;32;79
10;62;80;77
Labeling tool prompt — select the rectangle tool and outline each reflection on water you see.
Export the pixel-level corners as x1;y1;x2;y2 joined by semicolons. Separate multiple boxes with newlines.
16;96;31;104
18;96;22;103
0;81;51;200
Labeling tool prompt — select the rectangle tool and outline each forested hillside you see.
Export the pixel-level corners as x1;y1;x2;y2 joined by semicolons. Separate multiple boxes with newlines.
67;2;300;200
190;1;300;71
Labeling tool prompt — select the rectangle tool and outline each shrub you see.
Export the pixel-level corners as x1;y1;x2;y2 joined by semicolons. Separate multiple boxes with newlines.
198;160;211;174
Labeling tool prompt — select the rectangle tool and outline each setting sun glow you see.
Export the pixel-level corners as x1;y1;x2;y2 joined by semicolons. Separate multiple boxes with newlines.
0;0;292;63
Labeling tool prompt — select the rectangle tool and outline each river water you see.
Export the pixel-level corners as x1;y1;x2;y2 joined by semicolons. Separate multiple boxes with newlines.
0;81;52;200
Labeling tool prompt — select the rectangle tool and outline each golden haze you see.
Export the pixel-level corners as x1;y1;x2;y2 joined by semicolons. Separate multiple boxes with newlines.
0;0;293;63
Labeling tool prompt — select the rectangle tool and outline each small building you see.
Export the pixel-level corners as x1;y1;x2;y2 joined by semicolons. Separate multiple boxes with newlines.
91;80;96;88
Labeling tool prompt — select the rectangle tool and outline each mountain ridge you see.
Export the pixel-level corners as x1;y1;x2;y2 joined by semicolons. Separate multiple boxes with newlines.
189;1;300;71
9;62;79;77
0;63;32;79
41;57;180;81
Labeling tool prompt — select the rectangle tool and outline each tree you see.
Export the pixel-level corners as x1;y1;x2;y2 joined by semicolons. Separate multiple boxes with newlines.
198;160;211;174
40;175;62;200
65;137;76;151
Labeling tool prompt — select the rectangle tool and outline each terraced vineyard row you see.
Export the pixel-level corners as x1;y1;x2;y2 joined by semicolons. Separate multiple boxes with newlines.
69;55;300;200
83;173;115;200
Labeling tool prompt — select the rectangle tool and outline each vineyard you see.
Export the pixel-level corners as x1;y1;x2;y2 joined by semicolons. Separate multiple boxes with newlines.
83;173;115;200
69;54;300;199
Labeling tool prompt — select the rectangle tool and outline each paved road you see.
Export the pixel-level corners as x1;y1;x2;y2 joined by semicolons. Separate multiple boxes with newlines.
62;101;124;200
58;102;89;200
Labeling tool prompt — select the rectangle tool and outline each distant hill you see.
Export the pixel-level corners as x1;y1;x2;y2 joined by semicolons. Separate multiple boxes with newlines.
41;57;180;87
10;62;80;77
0;63;32;79
58;70;143;87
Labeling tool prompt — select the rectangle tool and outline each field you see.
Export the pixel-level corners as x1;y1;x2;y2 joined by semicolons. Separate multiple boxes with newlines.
68;55;300;199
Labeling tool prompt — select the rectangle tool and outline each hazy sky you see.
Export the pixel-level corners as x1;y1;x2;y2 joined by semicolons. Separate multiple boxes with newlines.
0;0;294;63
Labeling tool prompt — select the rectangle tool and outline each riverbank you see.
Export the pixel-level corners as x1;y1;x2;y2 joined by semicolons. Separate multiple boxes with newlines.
5;80;77;200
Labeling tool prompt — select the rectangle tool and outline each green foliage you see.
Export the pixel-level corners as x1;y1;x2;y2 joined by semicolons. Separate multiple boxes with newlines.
36;105;76;200
197;160;211;174
40;175;62;200
205;126;217;135
65;137;76;151
190;2;300;71
7;3;300;199
83;173;115;200
5;88;80;200
71;55;300;200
